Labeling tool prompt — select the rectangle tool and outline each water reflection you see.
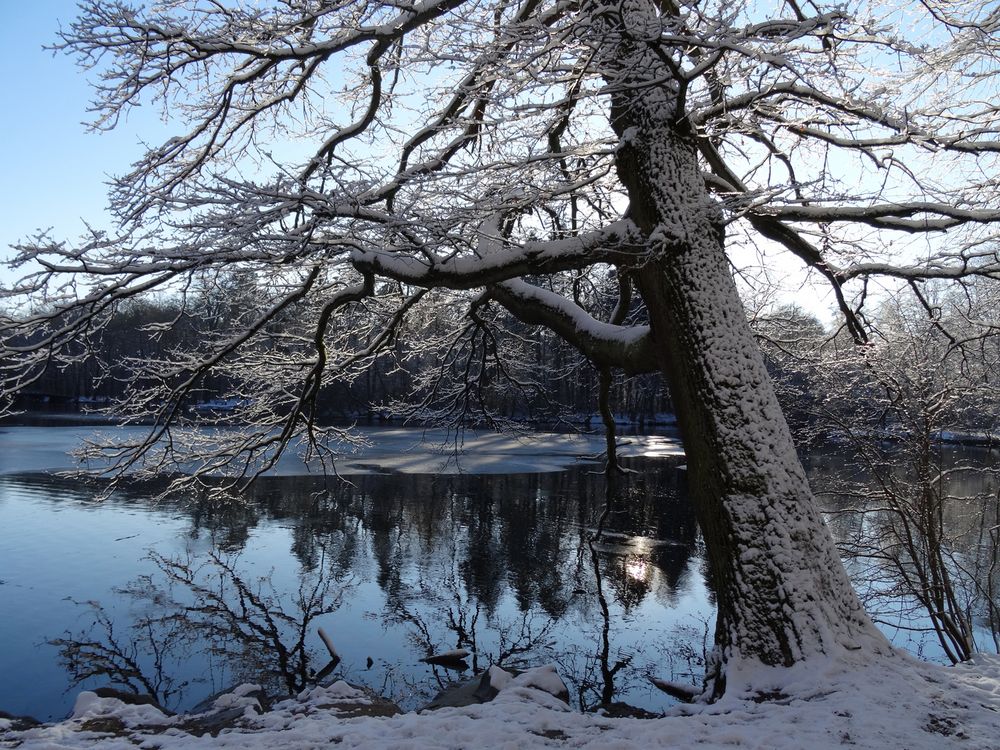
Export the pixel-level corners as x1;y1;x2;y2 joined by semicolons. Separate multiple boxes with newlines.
803;445;1000;659
0;456;708;720
51;547;350;706
6;441;996;721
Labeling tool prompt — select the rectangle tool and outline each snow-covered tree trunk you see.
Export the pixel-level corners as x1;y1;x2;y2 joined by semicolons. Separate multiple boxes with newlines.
637;249;892;694
601;0;891;695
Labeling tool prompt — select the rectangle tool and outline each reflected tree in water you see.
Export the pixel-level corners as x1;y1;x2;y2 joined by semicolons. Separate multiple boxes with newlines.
51;599;191;710
37;459;704;712
52;548;351;707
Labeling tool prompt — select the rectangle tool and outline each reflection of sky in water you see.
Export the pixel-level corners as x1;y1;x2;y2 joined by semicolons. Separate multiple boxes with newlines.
3;427;991;722
0;428;707;721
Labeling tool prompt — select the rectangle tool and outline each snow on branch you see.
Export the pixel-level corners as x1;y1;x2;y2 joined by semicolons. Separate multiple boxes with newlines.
350;220;642;289
838;251;1000;283
693;81;1000;157
61;0;470;219
760;203;1000;233
489;279;656;374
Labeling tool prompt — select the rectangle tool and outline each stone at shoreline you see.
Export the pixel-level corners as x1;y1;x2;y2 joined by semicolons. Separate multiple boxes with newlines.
422;664;656;718
177;683;271;737
93;687;172;715
189;684;272;715
178;705;258;737
422;671;496;710
508;664;570;704
286;682;403;720
421;664;570;711
594;702;661;719
312;695;403;719
0;709;42;732
0;680;402;742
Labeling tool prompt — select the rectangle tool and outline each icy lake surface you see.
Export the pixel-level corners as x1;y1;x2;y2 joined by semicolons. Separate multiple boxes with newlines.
0;425;705;720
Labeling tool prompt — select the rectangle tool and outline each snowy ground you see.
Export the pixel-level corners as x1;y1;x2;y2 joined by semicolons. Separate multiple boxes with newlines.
4;653;999;749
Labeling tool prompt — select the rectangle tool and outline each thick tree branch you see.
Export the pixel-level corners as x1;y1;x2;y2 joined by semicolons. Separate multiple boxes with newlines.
761;203;1000;232
350;220;641;289
488;279;657;375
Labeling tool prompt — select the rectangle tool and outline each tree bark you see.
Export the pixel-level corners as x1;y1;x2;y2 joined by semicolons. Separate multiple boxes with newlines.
636;247;891;695
601;0;892;697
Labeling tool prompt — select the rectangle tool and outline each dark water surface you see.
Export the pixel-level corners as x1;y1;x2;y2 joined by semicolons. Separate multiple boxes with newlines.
0;430;708;720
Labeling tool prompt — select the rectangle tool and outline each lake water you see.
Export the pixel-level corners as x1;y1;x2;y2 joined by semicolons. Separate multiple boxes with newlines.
2;425;995;721
0;426;708;720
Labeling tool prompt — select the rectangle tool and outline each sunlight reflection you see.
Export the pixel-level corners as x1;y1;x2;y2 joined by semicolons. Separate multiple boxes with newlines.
625;555;649;582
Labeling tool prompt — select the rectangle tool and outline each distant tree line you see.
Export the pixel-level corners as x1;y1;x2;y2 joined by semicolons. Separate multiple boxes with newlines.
10;272;1000;440
5;269;672;426
754;281;1000;446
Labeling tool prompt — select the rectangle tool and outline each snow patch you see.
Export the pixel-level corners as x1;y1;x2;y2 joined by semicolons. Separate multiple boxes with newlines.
70;691;173;726
487;665;513;692
6;656;1000;749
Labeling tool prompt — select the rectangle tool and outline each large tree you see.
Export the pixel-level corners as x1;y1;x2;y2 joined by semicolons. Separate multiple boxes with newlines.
4;0;1000;698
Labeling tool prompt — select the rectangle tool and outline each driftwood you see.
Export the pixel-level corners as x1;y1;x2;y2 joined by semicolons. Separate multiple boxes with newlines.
420;648;471;669
314;627;341;682
649;677;699;703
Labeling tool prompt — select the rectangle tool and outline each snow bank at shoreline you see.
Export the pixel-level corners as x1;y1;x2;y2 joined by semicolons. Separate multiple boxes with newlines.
5;655;1000;749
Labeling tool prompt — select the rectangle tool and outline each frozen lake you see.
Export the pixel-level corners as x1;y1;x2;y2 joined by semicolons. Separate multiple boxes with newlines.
0;424;685;477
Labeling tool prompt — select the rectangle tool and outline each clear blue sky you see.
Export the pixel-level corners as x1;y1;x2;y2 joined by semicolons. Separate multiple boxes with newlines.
0;1;166;277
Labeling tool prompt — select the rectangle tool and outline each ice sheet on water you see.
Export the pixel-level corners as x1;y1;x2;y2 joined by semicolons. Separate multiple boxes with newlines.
0;425;684;477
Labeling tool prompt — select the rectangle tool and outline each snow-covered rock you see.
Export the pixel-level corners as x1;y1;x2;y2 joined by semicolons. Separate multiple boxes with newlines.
70;691;174;727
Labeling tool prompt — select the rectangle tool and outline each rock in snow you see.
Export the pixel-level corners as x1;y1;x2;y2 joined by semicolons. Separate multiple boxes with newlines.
422;665;567;710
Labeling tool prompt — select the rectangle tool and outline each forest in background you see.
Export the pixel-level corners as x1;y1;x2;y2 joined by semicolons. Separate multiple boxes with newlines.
5;267;672;426
9;269;1000;447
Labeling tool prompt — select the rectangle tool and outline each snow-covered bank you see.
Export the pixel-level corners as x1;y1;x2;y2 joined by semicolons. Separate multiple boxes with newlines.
4;655;1000;749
